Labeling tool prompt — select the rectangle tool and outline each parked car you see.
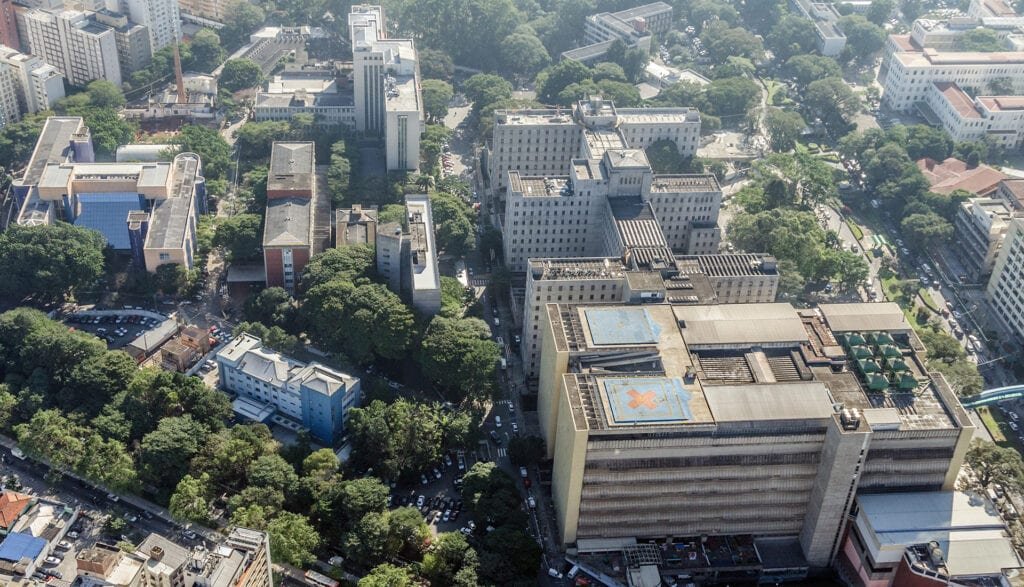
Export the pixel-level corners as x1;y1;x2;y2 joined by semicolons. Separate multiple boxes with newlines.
44;556;61;565
489;431;502;445
519;466;528;478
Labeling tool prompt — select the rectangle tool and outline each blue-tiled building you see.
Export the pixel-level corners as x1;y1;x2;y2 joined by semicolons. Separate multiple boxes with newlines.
215;334;361;445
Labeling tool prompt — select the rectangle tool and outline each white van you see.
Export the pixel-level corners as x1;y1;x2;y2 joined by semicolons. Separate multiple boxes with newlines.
495;416;502;428
567;565;580;579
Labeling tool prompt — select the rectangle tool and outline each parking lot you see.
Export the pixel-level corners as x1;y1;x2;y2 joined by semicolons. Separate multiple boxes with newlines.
65;309;170;349
391;449;474;536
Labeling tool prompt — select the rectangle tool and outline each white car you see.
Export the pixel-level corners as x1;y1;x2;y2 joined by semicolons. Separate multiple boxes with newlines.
416;495;425;508
44;556;61;565
519;466;528;478
527;496;536;509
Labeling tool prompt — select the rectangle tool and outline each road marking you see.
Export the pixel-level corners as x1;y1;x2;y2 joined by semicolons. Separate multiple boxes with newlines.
497;448;507;458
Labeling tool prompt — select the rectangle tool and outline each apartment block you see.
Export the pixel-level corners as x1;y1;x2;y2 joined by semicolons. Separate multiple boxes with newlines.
19;7;121;86
490;97;700;193
503;147;721;272
0;51;19;127
217;333;361;444
0;45;63;114
538;300;973;577
177;0;230;21
954;197;1018;281
94;8;152;77
374;194;441;316
789;0;846;56
349;5;422;171
520;253;779;379
986;216;1024;340
123;0;179;53
264;142;315;292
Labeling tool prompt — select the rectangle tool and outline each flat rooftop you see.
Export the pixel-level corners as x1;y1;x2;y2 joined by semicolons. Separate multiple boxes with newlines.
508;173;570;197
20;117;87;187
584;128;627;158
678;253;777;277
529;257;628;281
599;377;692;426
818;302;910;333
146;154;199;250
268;142;314;193
406;195;439;293
896;48;1024;67
584;307;660;346
385;73;419;113
674;303;809;348
617;107;700;124
650;174;720;193
610;1;672;21
263;197;311;247
494;109;575;126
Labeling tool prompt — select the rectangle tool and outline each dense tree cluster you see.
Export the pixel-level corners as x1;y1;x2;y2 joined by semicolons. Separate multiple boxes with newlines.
0;224;106;302
419;316;499;404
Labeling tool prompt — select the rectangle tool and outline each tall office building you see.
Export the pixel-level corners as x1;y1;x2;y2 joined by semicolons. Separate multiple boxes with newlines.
0;53;19;126
348;5;422;171
177;0;230;22
94;8;152;76
537;300;973;575
0;0;19;50
122;0;179;52
374;194;442;315
986;217;1024;341
20;8;121;86
0;46;64;114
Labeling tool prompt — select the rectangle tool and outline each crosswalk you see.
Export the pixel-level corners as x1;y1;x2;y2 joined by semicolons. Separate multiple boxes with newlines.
496;448;507;458
470;278;489;287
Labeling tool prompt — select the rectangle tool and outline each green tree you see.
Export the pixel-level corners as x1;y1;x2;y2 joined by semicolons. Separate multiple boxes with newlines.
784;54;843;88
920;329;966;362
418;48;454;80
645;139;687;173
901;212;953;252
704;77;761;118
232;322;300;354
359;564;412;587
764;108;806;152
78;434;138;492
479;527;542;582
591;62;627;82
440;276;468;318
838;15;886;62
60;351;137;417
0;223;105;301
345;399;454;482
430;192;475;255
988;77;1014;95
177;125;232;181
508;435;545;467
341;477;389;523
235;121;290;159
244;287;295;328
966;440;1024;487
268;511;320;566
86;80;126;108
247;454;297;491
189;28;225;72
0;111;53;166
500;27;551;80
220;0;265;48
301;245;376;289
700;21;764;64
386;506;430;558
214;214;262;261
535;59;590;104
865;0;895;25
421;79;454;123
422;532;478;586
169;474;212;523
14;410;87;470
325;139;353;206
302;281;415;363
766;15;818;61
139;416;210;495
804;77;861;133
905;124;954;161
219;59;264;91
419;316;499;404
463;74;513;115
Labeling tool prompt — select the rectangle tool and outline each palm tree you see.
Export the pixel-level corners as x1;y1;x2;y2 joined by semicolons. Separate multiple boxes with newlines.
415;174;434;192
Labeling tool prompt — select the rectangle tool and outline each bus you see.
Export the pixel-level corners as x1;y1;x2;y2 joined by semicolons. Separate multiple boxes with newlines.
303;570;339;587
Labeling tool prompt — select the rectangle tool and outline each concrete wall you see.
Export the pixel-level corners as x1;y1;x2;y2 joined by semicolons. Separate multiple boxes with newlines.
537;306;570;459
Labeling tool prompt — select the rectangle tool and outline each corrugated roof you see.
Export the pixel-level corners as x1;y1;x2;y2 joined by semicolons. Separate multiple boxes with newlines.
673;303;808;347
703;382;834;422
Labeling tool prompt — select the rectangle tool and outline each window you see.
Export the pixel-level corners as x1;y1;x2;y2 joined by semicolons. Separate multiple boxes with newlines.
159;253;170;261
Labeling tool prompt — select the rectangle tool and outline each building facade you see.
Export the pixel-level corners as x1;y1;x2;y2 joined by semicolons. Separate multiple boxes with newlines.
882;46;1024;112
537;301;973;574
503;148;722;272
0;45;63;114
19;8;122;87
177;0;230;22
263;142;315;291
216;333;361;444
954;197;1017;281
489;97;701;193
122;0;179;53
790;0;847;56
924;81;1024;150
374;195;441;315
986;216;1024;341
348;5;422;171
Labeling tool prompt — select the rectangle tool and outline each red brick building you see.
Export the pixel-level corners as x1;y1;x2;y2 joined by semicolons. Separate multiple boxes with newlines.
263;142;315;291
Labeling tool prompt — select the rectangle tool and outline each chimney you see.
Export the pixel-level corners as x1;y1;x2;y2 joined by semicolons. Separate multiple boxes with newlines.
173;43;186;104
150;546;164;561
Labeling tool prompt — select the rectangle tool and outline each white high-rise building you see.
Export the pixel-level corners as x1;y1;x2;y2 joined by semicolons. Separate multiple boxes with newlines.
0;45;64;114
986;216;1024;341
0;55;19;126
122;0;179;52
348;5;422;171
20;8;121;87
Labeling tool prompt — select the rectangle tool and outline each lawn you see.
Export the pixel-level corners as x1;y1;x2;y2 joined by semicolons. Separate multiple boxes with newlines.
845;217;864;241
978;406;1007;443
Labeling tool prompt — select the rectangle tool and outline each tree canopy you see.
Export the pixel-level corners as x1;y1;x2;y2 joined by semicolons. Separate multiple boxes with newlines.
419;316;499;404
219;59;264;92
0;224;105;302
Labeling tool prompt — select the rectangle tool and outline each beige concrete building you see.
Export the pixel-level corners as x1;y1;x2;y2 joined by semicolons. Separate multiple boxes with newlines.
503;147;722;271
521;253;779;379
538;301;973;574
490;97;701;193
373;195;441;315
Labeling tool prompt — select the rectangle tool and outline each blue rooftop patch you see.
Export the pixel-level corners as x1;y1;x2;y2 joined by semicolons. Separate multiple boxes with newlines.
0;532;46;563
73;192;145;250
584;308;659;346
601;377;692;425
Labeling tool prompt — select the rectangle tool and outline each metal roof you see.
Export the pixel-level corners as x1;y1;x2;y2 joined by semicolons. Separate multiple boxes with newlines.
674;303;808;347
818;302;909;333
703;382;834;422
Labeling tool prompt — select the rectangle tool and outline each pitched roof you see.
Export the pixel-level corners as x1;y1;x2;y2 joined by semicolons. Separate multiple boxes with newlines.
0;492;32;531
916;157;1008;195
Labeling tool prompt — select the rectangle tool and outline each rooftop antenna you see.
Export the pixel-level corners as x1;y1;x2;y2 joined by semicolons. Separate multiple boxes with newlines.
173;42;186;104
